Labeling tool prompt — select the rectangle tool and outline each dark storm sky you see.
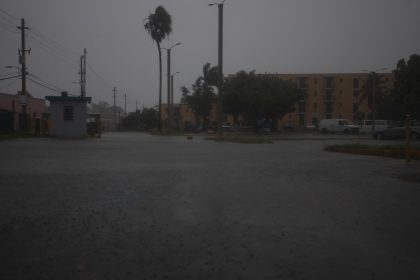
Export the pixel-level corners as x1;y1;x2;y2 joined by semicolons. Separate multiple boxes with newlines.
1;0;419;111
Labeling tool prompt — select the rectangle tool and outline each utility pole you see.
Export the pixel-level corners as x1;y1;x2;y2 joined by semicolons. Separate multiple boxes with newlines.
124;93;127;117
167;48;171;132
80;48;87;97
83;48;87;97
371;73;376;137
113;87;117;130
80;55;83;96
217;2;224;137
17;18;30;130
209;2;225;137
171;74;174;128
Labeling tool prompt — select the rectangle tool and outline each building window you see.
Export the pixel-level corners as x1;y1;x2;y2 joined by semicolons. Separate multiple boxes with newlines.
63;105;74;121
353;78;360;89
339;90;342;95
314;78;317;84
353;90;360;97
325;90;333;101
339;78;343;83
314;90;317;97
325;77;334;89
313;102;317;111
339;102;343;107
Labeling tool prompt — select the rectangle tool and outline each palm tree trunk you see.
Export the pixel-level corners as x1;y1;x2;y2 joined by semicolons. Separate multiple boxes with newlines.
157;42;162;132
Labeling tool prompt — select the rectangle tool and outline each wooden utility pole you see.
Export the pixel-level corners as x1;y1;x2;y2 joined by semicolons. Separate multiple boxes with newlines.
113;87;117;129
124;93;127;117
83;48;87;97
80;48;87;97
17;18;30;130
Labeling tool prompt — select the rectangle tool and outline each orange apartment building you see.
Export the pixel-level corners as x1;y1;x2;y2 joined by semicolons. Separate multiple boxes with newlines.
277;73;394;129
161;72;394;130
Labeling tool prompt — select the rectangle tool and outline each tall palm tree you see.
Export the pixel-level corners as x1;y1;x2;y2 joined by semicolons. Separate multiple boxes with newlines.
144;6;172;131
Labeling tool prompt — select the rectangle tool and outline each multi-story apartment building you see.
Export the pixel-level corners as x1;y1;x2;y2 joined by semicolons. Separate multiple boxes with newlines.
162;72;394;130
277;73;393;129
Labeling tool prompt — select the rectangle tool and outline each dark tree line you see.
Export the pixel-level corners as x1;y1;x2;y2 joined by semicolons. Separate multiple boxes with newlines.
223;71;305;130
359;54;420;121
121;107;158;130
181;66;305;131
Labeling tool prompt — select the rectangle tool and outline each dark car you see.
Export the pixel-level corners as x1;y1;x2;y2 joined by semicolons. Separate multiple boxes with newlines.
374;121;420;140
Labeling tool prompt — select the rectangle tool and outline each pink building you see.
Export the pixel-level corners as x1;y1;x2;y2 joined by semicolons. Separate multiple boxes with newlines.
0;92;47;132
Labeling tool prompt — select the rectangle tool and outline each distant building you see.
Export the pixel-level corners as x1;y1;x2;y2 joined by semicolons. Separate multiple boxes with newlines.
45;92;91;138
0;92;46;132
275;73;394;129
164;72;394;130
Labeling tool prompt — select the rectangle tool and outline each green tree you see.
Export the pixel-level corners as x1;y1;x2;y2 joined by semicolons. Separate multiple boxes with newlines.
393;54;420;120
224;72;305;130
89;101;123;120
359;72;388;119
181;63;218;128
139;107;158;129
144;6;172;131
121;111;142;130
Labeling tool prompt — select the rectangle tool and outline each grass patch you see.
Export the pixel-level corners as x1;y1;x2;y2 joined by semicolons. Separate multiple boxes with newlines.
325;143;420;160
206;135;273;144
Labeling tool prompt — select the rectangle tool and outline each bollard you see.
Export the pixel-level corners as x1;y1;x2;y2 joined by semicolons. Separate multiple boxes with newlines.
405;114;411;163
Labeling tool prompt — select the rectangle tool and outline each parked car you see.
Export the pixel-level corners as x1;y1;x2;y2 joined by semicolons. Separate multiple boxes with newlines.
374;121;420;140
319;119;359;133
358;120;390;134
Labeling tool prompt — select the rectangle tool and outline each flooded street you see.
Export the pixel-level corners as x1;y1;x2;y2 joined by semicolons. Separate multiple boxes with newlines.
1;132;420;279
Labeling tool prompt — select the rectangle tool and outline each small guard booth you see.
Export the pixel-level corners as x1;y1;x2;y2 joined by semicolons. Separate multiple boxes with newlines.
45;92;91;138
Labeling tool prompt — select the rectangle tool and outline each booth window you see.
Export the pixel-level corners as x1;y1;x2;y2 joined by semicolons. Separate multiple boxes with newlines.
63;105;74;121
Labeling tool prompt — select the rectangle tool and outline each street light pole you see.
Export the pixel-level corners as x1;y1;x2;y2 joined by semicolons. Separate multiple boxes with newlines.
209;1;225;137
171;71;180;129
163;43;181;133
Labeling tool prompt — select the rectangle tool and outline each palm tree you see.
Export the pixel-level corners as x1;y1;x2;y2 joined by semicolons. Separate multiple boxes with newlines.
144;6;172;131
181;63;218;128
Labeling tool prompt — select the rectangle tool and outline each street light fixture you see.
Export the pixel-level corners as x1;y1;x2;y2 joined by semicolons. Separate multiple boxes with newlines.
361;67;388;137
161;42;181;132
208;0;225;137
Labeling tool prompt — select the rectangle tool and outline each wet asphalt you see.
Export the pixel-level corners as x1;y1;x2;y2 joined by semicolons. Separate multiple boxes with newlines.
1;132;420;279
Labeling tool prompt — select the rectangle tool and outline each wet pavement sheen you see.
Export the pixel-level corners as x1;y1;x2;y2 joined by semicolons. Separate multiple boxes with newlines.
1;132;420;279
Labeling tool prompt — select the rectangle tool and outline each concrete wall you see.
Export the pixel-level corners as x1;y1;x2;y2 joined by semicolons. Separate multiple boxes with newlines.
49;101;87;138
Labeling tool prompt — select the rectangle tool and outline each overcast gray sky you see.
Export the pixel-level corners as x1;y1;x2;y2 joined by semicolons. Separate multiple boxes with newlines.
1;0;419;112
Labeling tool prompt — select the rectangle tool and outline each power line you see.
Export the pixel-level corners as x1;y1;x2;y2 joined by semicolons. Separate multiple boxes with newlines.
0;8;19;22
30;27;79;58
28;32;78;62
0;77;19;89
86;62;113;89
0;71;19;78
27;34;78;67
0;75;21;81
28;73;64;92
27;77;61;93
0;21;18;34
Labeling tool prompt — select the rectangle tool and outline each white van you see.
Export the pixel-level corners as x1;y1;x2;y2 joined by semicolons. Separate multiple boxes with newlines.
319;119;359;133
358;120;390;134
